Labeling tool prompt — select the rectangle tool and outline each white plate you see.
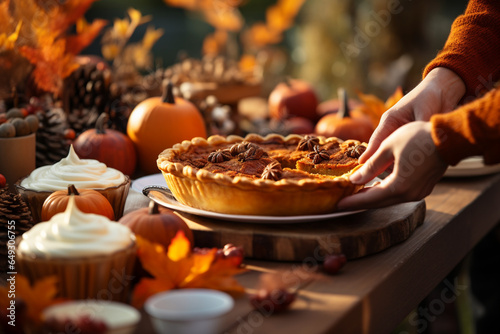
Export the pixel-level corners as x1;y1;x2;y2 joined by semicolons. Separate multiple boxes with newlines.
444;156;500;177
137;173;374;224
132;173;167;192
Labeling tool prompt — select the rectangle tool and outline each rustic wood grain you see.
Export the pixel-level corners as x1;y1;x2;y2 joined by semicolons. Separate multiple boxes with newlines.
177;200;426;261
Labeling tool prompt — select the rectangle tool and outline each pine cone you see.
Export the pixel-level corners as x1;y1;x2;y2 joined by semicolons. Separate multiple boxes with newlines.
63;56;111;114
0;187;34;273
67;107;99;136
36;107;70;167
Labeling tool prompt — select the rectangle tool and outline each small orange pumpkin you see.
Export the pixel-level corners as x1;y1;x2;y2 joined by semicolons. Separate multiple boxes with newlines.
118;200;194;248
73;113;137;176
315;88;374;142
41;184;115;221
127;81;207;174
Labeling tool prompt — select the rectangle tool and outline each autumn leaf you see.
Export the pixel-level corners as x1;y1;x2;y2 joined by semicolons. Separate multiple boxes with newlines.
244;23;282;48
385;86;404;109
242;0;305;52
111;8;150;40
101;7;159;69
50;0;102;35
204;6;243;32
142;26;164;50
66;18;108;55
19;39;79;95
1;0;106;95
203;29;228;55
0;1;10;35
267;5;292;32
0;22;21;51
239;54;257;74
132;232;246;308
164;0;198;11
357;87;404;126
0;275;65;324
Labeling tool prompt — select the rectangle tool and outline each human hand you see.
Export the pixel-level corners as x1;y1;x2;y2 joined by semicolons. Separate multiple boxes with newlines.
337;121;449;210
360;67;466;165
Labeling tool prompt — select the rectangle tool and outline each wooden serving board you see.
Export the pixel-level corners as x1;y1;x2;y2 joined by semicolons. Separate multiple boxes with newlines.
176;200;426;261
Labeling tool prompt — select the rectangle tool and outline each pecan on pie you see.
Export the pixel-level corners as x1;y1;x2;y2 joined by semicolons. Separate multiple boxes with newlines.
157;134;366;216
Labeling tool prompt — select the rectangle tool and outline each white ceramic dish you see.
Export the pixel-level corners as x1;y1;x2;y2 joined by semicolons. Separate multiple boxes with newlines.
143;184;365;223
131;173;167;193
145;289;234;334
444;156;500;177
137;173;379;223
42;300;141;334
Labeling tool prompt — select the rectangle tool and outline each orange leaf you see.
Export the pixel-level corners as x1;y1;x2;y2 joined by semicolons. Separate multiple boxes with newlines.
204;7;243;32
168;230;191;261
247;23;282;48
0;275;64;324
356;87;404;126
385;86;404;109
131;278;172;309
142;26;164;50
279;0;306;18
65;18;107;55
135;235;183;286
4;0;103;94
266;6;292;32
164;0;199;11
50;0;101;34
132;233;247;308
239;54;256;73
203;29;227;55
203;34;221;55
19;42;79;95
183;258;246;295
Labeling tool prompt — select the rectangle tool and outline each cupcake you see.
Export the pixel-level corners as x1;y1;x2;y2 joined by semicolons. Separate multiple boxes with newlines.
16;145;130;223
16;196;136;302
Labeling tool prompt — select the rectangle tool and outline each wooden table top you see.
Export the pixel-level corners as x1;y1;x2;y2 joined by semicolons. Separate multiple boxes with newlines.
134;172;500;334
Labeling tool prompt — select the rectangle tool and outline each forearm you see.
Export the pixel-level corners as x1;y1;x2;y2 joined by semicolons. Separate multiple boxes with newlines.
424;67;466;113
430;87;500;166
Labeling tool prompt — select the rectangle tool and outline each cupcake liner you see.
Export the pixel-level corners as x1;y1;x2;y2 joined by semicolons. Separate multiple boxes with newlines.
15;176;131;224
97;176;131;219
16;240;137;302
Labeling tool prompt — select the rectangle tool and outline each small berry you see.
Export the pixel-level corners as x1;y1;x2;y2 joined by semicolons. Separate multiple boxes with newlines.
222;243;244;267
64;128;76;140
323;253;347;275
0;174;6;188
250;288;296;314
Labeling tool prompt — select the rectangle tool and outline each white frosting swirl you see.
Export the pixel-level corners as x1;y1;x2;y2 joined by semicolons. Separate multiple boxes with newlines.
20;146;126;191
18;196;134;258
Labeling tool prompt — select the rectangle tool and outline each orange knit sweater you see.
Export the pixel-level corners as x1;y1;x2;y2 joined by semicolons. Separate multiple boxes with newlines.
423;0;500;166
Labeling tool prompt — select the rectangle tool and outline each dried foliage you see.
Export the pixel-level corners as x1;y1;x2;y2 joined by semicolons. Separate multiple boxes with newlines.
242;0;306;51
0;0;106;96
132;232;246;308
101;8;163;88
164;0;305;59
357;86;404;126
0;275;64;325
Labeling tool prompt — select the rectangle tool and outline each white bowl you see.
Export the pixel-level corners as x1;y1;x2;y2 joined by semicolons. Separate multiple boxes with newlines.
42;300;141;334
145;289;234;334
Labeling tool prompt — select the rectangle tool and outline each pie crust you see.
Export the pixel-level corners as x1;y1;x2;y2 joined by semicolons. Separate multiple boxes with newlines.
157;133;366;216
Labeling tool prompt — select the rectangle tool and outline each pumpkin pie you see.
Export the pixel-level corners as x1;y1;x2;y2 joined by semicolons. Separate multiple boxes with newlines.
157;134;366;216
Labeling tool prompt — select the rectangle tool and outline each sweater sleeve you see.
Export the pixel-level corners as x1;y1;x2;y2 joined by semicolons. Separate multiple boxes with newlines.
430;86;500;166
423;0;500;100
